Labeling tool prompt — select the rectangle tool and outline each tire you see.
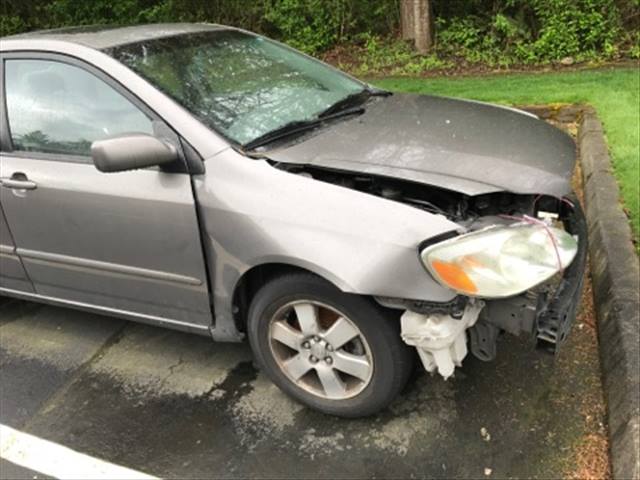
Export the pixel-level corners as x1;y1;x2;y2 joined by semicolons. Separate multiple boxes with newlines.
247;272;414;417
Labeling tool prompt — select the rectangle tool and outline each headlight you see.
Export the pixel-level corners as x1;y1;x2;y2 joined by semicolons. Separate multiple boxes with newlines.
421;223;578;298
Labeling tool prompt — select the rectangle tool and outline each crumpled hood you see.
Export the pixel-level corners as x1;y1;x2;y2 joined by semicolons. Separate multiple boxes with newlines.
266;93;576;197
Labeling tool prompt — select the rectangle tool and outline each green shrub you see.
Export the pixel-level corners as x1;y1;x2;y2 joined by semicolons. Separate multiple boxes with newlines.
263;0;397;55
434;0;627;65
263;0;339;54
528;0;622;61
0;15;26;36
345;34;453;76
630;31;640;58
436;17;482;51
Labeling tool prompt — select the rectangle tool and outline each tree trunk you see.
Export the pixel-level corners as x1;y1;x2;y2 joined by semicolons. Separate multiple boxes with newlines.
413;0;433;54
400;0;415;40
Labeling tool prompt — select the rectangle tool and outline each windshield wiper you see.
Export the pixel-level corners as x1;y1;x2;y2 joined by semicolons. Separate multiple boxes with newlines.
243;106;365;151
318;87;390;118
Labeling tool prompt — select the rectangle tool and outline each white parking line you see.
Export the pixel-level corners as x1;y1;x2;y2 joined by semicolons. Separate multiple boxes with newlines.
0;424;158;480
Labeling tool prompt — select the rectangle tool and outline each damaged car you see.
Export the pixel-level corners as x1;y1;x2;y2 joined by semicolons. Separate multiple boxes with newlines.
0;24;587;417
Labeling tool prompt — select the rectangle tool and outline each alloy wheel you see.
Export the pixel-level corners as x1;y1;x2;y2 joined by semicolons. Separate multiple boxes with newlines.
268;300;374;400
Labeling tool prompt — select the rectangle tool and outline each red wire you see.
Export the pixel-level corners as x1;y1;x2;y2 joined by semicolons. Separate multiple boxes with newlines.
498;214;564;274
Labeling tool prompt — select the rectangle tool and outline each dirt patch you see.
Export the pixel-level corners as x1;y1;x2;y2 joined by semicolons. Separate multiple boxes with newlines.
568;433;611;480
561;275;611;479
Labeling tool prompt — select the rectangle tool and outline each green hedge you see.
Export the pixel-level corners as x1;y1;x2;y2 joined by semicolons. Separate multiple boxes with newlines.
2;0;638;63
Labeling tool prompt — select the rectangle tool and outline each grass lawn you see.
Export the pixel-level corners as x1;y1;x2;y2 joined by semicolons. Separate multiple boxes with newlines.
372;67;640;244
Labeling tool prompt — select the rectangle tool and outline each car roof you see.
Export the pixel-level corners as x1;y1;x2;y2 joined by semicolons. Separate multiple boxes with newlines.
1;23;226;50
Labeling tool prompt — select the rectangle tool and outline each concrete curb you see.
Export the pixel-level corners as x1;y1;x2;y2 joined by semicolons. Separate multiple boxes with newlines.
579;110;640;480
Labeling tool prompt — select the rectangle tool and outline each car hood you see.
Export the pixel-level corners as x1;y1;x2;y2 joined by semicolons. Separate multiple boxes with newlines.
265;93;576;197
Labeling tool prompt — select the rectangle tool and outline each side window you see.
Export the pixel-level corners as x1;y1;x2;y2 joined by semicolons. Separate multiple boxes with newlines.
4;59;154;157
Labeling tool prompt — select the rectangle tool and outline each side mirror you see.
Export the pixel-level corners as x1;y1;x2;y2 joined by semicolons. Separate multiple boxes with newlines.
91;133;179;173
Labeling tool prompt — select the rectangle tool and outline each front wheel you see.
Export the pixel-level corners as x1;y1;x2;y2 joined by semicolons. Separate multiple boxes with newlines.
246;273;414;417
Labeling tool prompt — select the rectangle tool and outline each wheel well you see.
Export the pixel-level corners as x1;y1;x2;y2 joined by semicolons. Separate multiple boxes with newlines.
232;263;325;332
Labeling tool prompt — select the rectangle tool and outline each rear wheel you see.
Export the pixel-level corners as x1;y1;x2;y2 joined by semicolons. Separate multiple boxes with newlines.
247;273;413;417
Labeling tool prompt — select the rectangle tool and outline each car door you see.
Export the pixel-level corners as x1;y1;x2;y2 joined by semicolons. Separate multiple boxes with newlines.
0;203;34;293
0;54;213;329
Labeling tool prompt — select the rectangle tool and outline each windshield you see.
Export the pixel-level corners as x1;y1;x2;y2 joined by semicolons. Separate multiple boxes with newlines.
107;30;365;145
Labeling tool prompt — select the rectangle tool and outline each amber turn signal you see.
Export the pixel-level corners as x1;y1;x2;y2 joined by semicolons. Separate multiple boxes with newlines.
431;260;478;294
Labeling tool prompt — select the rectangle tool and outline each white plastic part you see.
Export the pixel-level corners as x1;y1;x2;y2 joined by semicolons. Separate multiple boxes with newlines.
400;301;484;379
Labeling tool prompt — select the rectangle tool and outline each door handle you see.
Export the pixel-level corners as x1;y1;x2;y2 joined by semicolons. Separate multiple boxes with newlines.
0;173;37;190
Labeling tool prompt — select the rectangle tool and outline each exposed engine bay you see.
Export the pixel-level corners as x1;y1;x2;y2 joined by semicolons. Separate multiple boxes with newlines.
274;162;560;225
274;161;588;379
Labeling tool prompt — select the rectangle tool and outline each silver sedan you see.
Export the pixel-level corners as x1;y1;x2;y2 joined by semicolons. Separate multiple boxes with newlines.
0;24;586;416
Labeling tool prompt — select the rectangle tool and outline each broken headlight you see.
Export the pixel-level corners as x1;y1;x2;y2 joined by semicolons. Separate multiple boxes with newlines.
421;223;578;298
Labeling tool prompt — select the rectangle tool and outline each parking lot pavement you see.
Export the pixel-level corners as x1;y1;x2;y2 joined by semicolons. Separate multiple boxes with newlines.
0;291;606;479
0;299;126;429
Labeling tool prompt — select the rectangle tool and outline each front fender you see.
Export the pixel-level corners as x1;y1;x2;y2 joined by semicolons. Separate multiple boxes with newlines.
194;148;460;337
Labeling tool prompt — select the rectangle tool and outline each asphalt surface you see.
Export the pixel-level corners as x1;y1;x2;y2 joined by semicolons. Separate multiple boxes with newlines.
0;289;606;480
